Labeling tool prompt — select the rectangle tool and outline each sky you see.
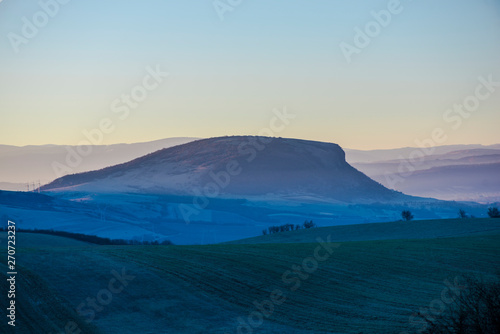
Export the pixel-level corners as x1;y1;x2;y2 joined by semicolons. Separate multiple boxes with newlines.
0;0;499;150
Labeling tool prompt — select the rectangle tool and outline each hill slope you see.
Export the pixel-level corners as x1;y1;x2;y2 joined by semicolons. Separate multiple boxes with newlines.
349;147;500;203
3;228;500;333
228;218;500;244
42;136;407;203
0;137;197;189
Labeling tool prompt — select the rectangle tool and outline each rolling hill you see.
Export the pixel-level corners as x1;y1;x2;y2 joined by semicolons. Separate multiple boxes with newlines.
5;138;498;203
0;137;197;190
2;137;491;245
228;217;500;244
2;219;500;333
42;136;408;203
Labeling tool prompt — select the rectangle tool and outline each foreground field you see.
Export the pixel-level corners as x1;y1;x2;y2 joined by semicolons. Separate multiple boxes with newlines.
228;218;500;244
1;220;499;333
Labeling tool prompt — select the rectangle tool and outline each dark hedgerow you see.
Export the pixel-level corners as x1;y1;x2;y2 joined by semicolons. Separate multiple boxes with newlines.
264;220;317;235
0;227;173;245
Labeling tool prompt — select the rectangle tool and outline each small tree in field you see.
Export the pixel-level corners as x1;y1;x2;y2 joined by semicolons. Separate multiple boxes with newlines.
487;207;500;218
458;209;468;219
303;220;316;229
401;210;414;221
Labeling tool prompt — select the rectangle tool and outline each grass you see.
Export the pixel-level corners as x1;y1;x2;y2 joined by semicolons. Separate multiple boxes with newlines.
0;262;101;334
0;221;499;333
228;218;500;244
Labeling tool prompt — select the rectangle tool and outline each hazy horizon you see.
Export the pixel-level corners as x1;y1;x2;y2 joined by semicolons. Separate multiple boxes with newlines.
1;135;500;151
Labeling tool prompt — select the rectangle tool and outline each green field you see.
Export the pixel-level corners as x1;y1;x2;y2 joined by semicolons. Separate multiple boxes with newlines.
1;219;500;333
228;218;500;244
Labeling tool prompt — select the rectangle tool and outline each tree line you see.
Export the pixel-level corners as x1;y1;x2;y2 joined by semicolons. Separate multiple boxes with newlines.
0;227;173;245
262;220;317;235
401;206;500;221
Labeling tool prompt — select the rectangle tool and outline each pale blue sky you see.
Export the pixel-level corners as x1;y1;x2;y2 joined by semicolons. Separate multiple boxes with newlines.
0;0;499;149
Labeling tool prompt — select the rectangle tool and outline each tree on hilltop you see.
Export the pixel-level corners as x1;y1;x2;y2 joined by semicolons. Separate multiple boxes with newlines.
402;210;414;221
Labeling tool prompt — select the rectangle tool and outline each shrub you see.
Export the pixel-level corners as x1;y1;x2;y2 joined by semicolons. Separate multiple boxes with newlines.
487;207;500;218
458;209;468;219
266;222;315;235
401;210;414;221
303;220;316;229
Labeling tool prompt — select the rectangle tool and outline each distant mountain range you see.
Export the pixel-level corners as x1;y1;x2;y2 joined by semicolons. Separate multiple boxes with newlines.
0;137;198;189
348;146;500;203
344;144;500;163
2;136;494;244
2;137;499;203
